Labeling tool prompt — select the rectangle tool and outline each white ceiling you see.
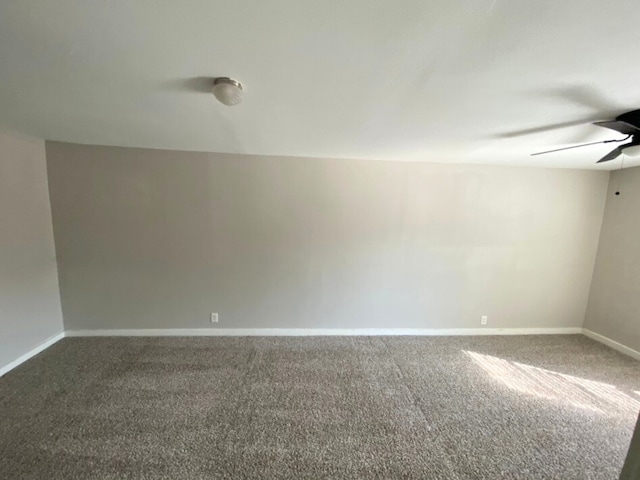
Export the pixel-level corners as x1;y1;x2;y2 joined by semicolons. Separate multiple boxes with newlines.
1;0;640;169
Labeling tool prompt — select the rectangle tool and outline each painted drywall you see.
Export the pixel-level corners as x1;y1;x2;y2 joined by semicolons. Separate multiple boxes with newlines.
0;132;63;371
584;166;640;352
2;2;640;169
46;142;608;331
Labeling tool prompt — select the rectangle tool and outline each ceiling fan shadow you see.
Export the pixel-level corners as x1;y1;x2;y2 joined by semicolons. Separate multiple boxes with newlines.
490;84;628;141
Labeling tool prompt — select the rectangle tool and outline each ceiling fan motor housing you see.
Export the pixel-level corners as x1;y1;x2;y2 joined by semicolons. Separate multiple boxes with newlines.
616;110;640;127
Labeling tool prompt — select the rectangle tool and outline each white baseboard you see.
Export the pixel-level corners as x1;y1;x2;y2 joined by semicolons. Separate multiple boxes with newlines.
5;328;635;377
0;332;65;377
582;328;640;361
64;327;583;337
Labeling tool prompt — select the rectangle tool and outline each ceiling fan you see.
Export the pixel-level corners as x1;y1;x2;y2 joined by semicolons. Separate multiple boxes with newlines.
531;109;640;163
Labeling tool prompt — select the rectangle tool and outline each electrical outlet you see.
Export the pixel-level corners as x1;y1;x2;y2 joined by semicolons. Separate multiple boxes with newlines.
481;315;488;326
210;312;219;323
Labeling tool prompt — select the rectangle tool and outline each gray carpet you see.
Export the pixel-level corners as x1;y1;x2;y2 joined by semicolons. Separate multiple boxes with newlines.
1;335;639;479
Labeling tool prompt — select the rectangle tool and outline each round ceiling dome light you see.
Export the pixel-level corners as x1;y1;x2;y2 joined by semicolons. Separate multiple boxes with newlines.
212;77;243;106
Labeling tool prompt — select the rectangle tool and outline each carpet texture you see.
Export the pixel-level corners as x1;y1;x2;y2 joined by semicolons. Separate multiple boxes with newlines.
1;335;639;479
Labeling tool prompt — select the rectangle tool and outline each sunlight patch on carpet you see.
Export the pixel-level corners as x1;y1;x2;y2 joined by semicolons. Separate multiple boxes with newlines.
464;350;640;415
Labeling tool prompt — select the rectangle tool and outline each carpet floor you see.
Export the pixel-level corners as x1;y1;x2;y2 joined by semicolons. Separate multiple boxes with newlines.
1;335;639;479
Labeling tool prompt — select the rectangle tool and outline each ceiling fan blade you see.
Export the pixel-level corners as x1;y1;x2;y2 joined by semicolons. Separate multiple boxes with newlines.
593;120;640;135
531;140;612;156
596;146;625;163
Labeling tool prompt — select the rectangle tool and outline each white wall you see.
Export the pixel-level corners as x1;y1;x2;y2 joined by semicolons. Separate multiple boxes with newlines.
0;132;63;371
585;166;640;352
46;142;608;332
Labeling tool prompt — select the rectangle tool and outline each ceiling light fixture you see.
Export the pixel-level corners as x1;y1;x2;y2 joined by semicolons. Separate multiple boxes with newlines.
212;77;243;106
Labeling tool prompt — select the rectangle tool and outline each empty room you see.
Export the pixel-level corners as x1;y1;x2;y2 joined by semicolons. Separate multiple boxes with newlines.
1;1;640;479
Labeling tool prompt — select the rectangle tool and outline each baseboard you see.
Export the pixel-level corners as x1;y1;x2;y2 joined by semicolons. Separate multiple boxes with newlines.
0;332;65;377
0;328;587;375
3;328;633;378
65;327;583;337
582;328;640;361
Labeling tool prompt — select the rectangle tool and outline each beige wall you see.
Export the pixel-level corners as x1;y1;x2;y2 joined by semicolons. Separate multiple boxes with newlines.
0;132;63;370
46;142;608;331
585;166;640;351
